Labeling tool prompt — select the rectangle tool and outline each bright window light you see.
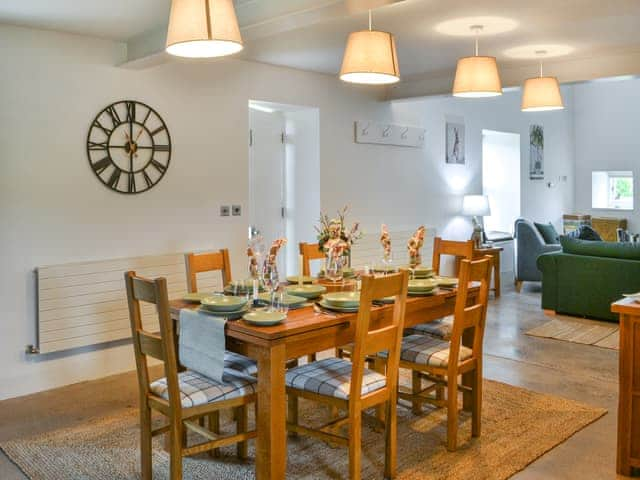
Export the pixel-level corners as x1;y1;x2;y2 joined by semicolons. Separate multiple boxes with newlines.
592;171;634;210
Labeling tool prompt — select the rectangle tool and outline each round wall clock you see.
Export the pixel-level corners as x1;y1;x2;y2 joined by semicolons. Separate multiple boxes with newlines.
86;100;171;194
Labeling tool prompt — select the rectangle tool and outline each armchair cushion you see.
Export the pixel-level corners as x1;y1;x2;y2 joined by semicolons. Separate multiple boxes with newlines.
560;236;640;260
534;222;560;244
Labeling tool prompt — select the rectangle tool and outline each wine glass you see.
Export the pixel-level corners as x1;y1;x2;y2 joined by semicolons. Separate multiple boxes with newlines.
261;263;280;311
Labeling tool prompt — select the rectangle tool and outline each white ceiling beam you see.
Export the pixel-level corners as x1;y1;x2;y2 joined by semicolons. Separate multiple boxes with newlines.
387;48;640;100
120;0;405;69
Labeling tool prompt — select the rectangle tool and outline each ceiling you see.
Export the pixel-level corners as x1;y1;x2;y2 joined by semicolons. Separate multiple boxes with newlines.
2;0;640;83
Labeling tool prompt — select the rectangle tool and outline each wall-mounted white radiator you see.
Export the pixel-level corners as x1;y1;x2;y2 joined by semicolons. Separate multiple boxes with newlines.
35;253;224;354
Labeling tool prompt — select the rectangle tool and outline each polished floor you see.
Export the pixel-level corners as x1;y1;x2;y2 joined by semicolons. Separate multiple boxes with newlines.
0;281;623;479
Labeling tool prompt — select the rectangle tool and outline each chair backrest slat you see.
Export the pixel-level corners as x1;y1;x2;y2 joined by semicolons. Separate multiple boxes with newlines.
432;237;474;276
447;257;492;371
125;271;182;413
349;271;409;402
185;249;232;293
138;332;164;360
299;242;325;276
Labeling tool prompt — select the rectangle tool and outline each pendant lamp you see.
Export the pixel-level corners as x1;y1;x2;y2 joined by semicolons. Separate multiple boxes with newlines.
340;10;400;85
166;0;243;58
452;25;502;97
521;51;564;112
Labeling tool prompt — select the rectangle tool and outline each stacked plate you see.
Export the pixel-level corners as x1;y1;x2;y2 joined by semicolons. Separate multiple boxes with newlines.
435;276;458;288
411;266;434;279
199;295;249;319
408;279;438;296
257;292;307;309
183;292;215;303
286;275;315;284
285;284;327;299
318;291;360;312
372;265;397;274
242;311;286;326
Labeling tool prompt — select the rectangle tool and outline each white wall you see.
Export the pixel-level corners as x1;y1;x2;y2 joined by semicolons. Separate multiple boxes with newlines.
573;78;640;231
0;24;395;400
387;88;576;234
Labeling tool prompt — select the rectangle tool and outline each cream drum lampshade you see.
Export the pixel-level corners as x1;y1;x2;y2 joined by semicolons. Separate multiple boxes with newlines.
452;56;502;97
166;0;243;58
340;30;400;85
521;76;564;111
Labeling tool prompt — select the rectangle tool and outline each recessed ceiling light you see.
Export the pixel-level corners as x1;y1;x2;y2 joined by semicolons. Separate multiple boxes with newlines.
504;44;574;59
435;16;518;37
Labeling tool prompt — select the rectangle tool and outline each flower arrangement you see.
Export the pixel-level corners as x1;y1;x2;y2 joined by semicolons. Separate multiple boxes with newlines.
267;238;287;266
380;224;392;261
407;226;426;267
315;206;362;255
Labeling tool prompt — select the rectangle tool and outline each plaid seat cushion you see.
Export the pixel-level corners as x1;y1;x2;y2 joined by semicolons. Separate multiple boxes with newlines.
150;370;256;408
405;316;453;340
286;357;386;400
395;334;472;368
224;351;258;376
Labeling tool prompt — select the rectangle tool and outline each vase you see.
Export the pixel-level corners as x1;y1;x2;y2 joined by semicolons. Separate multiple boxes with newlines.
325;252;345;282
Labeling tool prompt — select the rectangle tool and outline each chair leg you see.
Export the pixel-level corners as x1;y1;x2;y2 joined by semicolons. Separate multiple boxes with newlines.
411;370;422;415
236;405;249;459
372;357;387;426
446;377;458;452
287;395;299;437
384;400;397;479
515;280;523;293
140;404;153;480
208;411;220;458
472;368;482;438
169;420;183;480
435;374;445;403
348;411;362;480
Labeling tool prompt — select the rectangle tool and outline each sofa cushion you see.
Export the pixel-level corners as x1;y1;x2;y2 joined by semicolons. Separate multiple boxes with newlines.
560;236;640;260
534;222;560;244
566;225;602;241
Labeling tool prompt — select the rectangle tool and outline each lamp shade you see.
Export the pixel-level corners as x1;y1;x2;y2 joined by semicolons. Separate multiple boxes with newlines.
340;30;400;85
462;195;491;216
452;56;502;97
166;0;243;58
521;76;564;112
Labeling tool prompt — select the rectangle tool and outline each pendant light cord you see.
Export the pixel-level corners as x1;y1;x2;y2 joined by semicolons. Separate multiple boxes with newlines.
368;9;372;31
470;25;483;56
535;50;547;78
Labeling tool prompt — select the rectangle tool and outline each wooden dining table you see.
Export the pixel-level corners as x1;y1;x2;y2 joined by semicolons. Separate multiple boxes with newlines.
169;284;478;479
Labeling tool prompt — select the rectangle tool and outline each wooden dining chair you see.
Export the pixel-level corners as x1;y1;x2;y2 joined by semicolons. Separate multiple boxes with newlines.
124;271;257;480
299;242;325;276
286;270;409;480
392;257;491;451
185;248;232;293
406;237;475;341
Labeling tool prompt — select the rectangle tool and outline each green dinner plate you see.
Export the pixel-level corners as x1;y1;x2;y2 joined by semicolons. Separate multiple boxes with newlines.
435;276;458;287
286;275;315;284
323;291;360;308
408;279;438;290
198;305;249;319
200;295;248;312
375;296;395;304
257;292;307;307
408;289;438;296
243;311;287;326
285;284;327;299
182;292;215;303
317;299;359;313
372;265;397;273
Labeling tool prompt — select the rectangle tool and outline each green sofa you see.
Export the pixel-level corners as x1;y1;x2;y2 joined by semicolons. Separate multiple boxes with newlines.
537;236;640;322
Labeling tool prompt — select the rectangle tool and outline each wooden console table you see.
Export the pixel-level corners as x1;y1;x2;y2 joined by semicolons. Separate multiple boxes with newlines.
611;298;640;477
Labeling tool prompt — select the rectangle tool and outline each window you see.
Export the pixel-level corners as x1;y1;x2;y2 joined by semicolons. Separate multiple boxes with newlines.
592;171;634;210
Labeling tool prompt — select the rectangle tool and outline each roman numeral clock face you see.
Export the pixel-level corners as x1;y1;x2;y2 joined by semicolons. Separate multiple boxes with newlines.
86;100;171;194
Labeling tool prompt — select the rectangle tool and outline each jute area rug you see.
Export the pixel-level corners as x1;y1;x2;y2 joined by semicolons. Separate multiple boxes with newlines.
525;316;619;350
0;379;606;480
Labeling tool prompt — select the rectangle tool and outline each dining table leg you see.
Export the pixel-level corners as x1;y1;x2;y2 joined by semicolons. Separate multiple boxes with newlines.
255;343;287;480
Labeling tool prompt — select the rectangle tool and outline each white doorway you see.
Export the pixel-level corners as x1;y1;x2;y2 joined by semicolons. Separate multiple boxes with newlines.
249;101;320;276
482;130;521;234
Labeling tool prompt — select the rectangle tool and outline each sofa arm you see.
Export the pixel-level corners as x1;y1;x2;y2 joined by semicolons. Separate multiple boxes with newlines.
537;251;560;311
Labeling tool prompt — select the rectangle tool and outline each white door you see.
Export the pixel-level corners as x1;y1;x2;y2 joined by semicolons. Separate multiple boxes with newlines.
249;109;287;274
